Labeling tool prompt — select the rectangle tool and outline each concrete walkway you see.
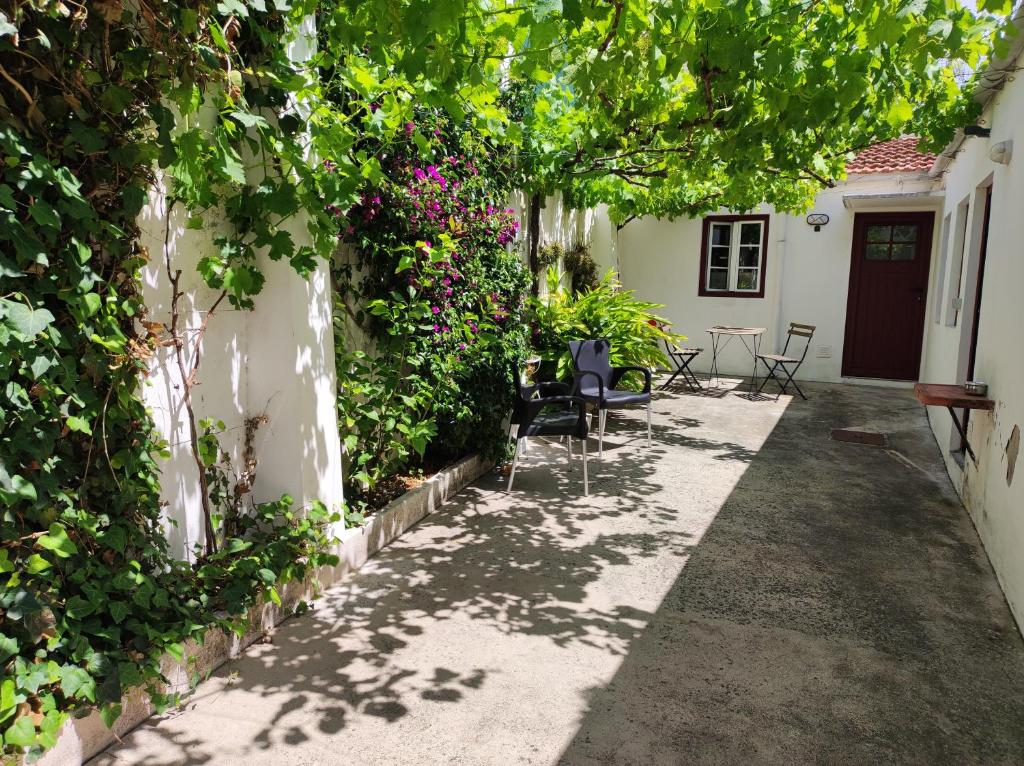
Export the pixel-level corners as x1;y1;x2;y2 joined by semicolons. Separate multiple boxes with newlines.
92;382;1024;765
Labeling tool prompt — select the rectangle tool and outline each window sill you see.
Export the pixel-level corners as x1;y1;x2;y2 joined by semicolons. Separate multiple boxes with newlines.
698;290;766;299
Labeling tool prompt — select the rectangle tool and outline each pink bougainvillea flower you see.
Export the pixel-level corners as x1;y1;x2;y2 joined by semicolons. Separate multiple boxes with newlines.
405;121;415;136
413;168;427;181
431;306;440;314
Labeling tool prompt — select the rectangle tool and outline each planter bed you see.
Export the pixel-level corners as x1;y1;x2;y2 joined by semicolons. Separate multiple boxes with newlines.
37;454;491;766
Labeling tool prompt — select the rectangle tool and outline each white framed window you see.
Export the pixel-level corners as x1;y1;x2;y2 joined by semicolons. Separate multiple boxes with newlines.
699;215;769;298
932;212;951;324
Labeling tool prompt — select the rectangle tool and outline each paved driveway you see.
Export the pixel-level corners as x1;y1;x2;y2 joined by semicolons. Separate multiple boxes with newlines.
91;382;1024;765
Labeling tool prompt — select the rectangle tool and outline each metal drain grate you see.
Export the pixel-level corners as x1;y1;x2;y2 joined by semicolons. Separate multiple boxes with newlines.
831;429;888;447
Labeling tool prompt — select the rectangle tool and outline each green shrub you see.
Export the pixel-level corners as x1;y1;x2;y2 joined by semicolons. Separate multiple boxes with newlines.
529;268;680;386
332;115;529;510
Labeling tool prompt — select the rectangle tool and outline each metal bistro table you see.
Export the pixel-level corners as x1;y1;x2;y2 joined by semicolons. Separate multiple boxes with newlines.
707;326;767;398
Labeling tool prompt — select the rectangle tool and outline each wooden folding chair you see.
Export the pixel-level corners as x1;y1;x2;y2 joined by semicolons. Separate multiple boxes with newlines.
659;338;704;391
755;323;815;400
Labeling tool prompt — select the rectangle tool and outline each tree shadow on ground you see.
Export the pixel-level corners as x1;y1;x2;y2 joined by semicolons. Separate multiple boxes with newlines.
94;382;1024;766
102;392;763;764
558;383;1024;765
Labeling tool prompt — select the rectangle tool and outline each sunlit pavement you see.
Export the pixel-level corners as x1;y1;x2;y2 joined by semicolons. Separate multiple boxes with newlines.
91;380;1024;765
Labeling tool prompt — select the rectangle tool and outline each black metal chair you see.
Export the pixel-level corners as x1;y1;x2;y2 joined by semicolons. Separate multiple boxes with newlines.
508;378;589;495
659;338;704;391
568;339;652;457
755;322;816;400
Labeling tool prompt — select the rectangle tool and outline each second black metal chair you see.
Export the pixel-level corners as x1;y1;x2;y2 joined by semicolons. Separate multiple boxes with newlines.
508;378;589;495
568;339;652;457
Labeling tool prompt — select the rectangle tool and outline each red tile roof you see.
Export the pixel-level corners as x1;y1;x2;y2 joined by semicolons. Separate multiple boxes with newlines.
846;137;936;174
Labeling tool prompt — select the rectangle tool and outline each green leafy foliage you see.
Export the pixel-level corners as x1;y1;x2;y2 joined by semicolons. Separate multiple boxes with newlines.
0;1;344;757
514;0;1008;221
529;268;676;385
334;114;529;509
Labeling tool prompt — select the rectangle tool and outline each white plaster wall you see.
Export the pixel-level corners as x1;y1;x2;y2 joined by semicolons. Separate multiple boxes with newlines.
616;175;939;381
585;203;619;275
920;72;1024;628
618;211;780;376
778;176;940;383
507;192;619;293
136;177;344;561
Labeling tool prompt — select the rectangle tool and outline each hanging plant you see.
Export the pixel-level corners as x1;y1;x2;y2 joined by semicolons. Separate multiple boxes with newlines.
564;243;600;294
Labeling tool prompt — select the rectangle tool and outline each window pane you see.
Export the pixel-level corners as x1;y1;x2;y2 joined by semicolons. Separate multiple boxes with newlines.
711;224;732;247
739;222;761;245
892;225;917;242
891;243;915;261
710;246;730;268
866;243;889;260
866;225;891;243
707;269;728;290
738;245;760;268
736;269;759;291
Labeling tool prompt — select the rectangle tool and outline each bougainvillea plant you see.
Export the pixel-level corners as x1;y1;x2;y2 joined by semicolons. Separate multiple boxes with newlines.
332;115;529;510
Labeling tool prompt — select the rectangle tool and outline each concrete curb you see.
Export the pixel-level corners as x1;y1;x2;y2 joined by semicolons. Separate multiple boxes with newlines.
37;454;492;766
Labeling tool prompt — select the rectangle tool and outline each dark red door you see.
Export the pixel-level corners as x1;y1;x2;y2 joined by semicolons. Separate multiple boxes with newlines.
842;212;934;380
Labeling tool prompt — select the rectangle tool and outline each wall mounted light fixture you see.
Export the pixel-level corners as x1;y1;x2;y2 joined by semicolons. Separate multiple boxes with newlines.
990;140;1013;166
806;213;830;231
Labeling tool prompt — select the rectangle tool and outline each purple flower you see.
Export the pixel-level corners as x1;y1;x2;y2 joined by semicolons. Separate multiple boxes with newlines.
431;306;440;315
405;121;415;136
413;168;427;181
433;324;441;333
427;165;447;189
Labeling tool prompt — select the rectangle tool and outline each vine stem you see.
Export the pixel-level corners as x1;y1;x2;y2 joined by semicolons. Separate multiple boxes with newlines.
162;197;221;557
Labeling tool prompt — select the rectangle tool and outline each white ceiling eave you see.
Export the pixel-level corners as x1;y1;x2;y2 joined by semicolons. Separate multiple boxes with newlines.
842;191;946;210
